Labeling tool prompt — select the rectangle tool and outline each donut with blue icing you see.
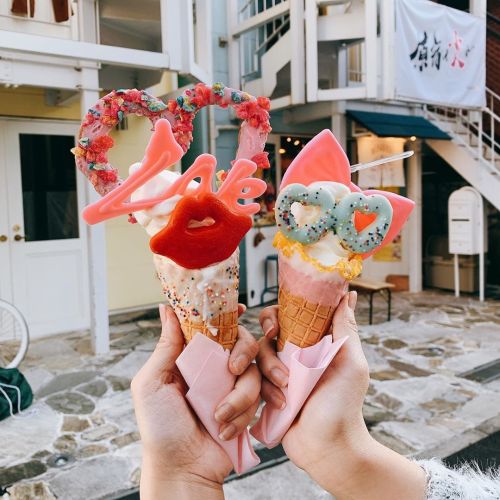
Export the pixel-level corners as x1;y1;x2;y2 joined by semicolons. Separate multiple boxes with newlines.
335;193;393;253
275;183;337;245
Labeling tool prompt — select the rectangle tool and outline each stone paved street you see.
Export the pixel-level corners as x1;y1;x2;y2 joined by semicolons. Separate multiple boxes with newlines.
1;290;499;499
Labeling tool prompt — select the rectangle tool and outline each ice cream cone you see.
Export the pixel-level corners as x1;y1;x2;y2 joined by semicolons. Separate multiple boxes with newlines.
276;252;350;351
153;250;240;351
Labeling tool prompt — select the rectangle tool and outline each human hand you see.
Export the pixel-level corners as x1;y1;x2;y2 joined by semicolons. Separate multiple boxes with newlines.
258;292;370;473
257;292;426;499
132;304;260;499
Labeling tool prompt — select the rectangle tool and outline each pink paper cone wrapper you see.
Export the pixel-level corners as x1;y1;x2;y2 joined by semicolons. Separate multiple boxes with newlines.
251;334;348;448
176;332;260;474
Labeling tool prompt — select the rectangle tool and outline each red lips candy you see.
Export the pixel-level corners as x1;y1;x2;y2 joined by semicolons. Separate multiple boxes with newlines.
150;193;253;269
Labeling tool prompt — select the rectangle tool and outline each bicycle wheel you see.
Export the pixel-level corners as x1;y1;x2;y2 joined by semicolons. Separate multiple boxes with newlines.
0;300;29;369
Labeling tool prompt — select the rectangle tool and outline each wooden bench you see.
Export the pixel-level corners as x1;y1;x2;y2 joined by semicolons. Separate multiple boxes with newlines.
349;278;395;325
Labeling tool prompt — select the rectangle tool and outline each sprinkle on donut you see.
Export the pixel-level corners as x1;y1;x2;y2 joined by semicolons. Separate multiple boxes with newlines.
73;83;272;199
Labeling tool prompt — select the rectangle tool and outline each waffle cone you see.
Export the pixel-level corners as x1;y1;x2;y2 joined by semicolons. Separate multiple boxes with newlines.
277;288;336;351
153;250;240;352
180;310;239;351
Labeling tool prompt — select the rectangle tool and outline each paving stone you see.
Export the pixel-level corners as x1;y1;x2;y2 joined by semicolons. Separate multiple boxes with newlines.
111;432;140;448
110;331;144;350
135;340;157;352
105;351;150;380
224;461;332;500
37;372;98;398
82;424;119;442
107;375;130;392
22;367;54;395
370;370;404;381
89;413;105;426
130;467;141;486
24;339;83;371
62;416;90;433
49;457;133;500
110;322;138;336
421;398;461;414
5;481;55;500
76;444;108;459
442;350;500;373
0;460;47;485
53;434;78;453
113;442;142;461
387;360;432;377
408;346;446;357
0;403;61;468
46;392;95;415
373;393;403;411
363;402;394;424
453;392;500;426
31;450;51;460
373;421;456;452
94;391;137;433
382;338;408;349
78;379;108;398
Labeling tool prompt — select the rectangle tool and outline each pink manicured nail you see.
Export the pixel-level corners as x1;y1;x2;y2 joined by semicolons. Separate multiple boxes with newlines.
262;318;274;336
219;423;236;441
231;354;249;374
214;403;233;423
271;368;288;388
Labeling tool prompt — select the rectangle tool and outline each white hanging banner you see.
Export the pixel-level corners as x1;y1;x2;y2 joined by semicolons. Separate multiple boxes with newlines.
395;0;486;108
356;136;406;188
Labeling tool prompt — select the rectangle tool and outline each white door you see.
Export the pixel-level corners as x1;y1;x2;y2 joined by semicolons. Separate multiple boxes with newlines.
0;120;90;338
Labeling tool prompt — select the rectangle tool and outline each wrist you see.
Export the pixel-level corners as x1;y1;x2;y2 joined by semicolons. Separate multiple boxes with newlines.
304;425;426;500
140;455;224;500
304;415;375;492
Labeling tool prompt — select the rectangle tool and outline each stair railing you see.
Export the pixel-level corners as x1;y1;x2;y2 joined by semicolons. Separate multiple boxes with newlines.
424;90;500;176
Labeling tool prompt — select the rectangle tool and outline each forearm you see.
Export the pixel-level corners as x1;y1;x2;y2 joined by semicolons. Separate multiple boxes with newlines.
306;425;427;500
140;457;225;500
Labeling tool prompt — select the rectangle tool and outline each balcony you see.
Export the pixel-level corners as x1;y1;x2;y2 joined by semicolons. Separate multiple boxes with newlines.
0;0;212;90
227;0;378;109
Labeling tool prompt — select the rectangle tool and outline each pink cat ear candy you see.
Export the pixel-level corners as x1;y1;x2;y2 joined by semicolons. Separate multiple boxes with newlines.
278;129;414;259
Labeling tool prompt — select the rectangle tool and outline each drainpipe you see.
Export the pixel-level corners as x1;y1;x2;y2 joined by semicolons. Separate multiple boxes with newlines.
408;140;423;293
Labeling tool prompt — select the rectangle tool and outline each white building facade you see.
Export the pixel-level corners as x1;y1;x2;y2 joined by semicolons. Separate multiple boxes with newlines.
226;0;499;305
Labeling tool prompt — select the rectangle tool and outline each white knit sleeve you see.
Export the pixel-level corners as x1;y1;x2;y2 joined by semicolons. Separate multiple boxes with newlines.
416;459;500;499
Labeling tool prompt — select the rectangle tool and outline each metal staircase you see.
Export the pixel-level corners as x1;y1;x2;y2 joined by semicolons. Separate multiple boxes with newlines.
424;88;500;211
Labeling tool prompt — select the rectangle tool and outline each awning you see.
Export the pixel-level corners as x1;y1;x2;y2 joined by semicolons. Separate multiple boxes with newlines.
347;110;450;140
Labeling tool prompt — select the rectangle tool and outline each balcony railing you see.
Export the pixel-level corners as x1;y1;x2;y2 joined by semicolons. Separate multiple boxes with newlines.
0;0;213;86
0;0;78;40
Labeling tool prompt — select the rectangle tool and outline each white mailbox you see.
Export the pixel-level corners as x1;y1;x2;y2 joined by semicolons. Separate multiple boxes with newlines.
448;187;486;255
448;187;486;301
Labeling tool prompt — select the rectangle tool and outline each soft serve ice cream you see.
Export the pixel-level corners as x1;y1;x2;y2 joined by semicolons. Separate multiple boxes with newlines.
130;165;240;339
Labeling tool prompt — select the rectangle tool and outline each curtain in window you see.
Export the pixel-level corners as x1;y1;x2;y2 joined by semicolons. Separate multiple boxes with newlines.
11;0;71;22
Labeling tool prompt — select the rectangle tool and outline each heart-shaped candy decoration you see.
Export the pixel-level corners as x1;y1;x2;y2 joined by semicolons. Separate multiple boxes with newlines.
335;193;393;253
275;183;337;245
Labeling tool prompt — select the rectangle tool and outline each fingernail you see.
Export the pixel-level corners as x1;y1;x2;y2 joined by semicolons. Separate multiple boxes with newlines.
272;392;286;410
262;318;274;336
214;403;234;423
239;304;247;314
348;291;357;309
231;354;249;374
219;423;236;441
271;368;288;388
